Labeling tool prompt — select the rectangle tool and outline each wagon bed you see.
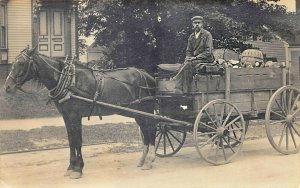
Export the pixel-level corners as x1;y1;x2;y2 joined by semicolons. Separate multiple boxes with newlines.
156;67;286;119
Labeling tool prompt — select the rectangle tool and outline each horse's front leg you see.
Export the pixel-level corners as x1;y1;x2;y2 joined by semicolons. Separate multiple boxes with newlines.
136;117;156;170
63;113;84;179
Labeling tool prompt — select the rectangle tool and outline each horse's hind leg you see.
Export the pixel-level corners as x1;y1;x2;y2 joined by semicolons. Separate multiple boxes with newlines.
135;117;150;167
62;113;84;179
142;120;156;170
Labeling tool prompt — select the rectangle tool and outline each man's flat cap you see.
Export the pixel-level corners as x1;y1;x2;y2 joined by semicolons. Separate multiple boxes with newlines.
191;16;203;22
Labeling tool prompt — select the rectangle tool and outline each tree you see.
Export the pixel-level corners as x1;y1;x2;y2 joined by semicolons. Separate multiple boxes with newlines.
78;0;297;73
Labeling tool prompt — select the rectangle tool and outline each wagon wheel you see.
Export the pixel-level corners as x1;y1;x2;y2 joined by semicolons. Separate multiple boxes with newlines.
155;123;187;157
154;98;187;157
265;86;300;154
193;99;246;165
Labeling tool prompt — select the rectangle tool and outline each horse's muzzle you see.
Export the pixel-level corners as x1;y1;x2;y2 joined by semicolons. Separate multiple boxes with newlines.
4;77;17;94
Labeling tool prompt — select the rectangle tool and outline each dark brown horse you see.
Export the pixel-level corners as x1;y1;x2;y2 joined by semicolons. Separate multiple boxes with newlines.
4;47;157;179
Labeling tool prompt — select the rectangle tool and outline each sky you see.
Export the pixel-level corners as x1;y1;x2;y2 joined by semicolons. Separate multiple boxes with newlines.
275;0;296;12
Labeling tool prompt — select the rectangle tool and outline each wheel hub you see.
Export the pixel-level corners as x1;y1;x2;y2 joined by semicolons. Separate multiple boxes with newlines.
286;114;294;124
159;124;168;133
216;127;229;137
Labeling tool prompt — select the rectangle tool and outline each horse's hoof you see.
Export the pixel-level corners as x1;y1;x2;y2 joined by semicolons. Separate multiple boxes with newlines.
141;163;152;170
137;162;144;167
70;171;82;179
137;160;145;167
64;169;73;177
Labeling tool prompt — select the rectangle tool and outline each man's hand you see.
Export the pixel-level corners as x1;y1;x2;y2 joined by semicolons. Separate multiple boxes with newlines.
185;57;196;61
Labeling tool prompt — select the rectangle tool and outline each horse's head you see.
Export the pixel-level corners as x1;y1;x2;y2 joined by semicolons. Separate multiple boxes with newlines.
4;46;38;93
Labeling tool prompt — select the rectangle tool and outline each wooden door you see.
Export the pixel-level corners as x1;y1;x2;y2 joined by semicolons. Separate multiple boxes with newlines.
38;9;65;57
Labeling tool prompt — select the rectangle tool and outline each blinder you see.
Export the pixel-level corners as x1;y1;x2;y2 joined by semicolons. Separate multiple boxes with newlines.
9;51;38;87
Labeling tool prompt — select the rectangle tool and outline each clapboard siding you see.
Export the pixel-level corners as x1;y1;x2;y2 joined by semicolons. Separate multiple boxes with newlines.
247;40;286;62
7;0;32;63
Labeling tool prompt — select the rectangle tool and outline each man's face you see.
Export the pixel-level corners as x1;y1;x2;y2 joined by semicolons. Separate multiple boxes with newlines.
192;20;203;33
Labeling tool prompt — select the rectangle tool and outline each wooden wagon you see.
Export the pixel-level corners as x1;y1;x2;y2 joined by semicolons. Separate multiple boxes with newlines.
153;65;300;165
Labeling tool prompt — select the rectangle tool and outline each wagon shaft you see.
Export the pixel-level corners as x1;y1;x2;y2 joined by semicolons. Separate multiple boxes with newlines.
70;94;192;126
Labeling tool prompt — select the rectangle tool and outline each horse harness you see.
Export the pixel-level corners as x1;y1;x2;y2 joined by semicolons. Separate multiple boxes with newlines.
38;56;155;118
87;67;156;119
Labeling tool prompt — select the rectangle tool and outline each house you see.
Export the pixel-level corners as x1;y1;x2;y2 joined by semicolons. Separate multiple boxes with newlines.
0;0;79;69
86;42;107;62
246;39;288;63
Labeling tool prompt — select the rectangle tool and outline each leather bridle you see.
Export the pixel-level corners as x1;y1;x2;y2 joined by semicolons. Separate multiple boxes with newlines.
8;52;36;92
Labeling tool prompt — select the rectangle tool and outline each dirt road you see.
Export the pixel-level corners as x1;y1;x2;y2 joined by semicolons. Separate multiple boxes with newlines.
0;138;299;188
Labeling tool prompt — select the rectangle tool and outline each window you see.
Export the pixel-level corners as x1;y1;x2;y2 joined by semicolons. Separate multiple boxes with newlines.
0;4;7;49
0;3;7;64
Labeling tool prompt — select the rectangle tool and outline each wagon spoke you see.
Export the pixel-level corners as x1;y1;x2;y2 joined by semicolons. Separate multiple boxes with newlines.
220;104;225;123
200;122;217;131
278;124;287;148
275;99;287;116
167;130;183;145
288;90;294;113
228;128;244;132
222;107;235;127
214;139;219;161
220;138;227;161
156;131;160;137
213;104;218;119
224;116;241;129
165;133;175;152
155;133;163;153
204;109;218;128
223;137;235;153
292;108;300;117
291;94;300;112
269;120;286;125
198;135;218;149
294;122;300;127
233;122;241;129
271;110;286;119
230;124;237;138
210;137;216;149
291;125;300;137
227;136;242;143
197;131;217;136
289;126;297;149
281;91;288;113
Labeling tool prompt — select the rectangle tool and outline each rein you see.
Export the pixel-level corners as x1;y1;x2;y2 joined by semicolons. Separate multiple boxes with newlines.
38;55;65;75
101;68;156;90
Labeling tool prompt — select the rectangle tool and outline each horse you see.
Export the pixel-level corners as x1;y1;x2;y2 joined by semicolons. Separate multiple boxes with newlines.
4;46;157;179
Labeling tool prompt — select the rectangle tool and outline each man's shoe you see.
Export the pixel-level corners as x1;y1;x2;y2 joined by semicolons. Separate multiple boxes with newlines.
174;88;183;94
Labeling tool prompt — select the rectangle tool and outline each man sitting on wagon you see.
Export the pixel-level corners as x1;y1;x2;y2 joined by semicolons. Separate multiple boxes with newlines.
172;16;215;94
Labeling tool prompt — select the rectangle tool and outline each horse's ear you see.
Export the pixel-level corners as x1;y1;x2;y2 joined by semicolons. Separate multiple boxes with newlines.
27;45;38;56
